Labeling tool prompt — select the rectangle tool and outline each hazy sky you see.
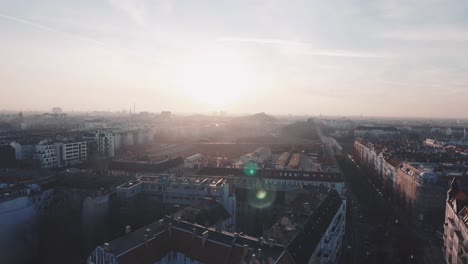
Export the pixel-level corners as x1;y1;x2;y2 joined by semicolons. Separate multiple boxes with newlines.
1;0;468;117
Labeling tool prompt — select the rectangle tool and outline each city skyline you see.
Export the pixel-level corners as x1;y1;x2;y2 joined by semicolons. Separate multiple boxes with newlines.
2;0;468;118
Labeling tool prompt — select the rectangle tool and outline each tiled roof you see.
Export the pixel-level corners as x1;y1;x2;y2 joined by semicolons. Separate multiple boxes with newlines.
387;158;402;168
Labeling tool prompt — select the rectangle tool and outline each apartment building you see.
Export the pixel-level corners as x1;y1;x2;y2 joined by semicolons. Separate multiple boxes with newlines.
33;140;59;168
116;174;236;231
354;126;400;138
84;130;114;158
55;141;87;167
88;189;344;264
444;179;468;264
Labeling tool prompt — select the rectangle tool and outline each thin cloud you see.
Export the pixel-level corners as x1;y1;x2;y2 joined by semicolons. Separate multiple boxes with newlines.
381;26;468;42
108;0;147;26
0;13;60;34
0;13;104;46
218;37;303;46
219;36;391;59
305;50;392;59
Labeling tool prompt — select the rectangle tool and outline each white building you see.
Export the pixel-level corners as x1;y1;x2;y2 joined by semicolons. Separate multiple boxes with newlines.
184;154;204;169
10;142;35;161
354;126;400;137
240;147;271;165
116;174;236;231
34;141;59;168
85;130;115;158
0;182;54;263
83;120;108;130
55;141;88;167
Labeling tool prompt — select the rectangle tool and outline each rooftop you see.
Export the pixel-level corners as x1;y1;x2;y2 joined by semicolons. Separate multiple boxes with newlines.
195;167;344;183
109;157;184;172
91;189;343;264
355;126;399;132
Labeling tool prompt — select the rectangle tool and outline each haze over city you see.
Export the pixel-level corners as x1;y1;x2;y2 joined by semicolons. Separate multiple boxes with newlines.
1;0;468;117
4;2;468;264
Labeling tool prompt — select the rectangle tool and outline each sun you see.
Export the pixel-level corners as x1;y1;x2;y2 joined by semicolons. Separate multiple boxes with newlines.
169;49;258;107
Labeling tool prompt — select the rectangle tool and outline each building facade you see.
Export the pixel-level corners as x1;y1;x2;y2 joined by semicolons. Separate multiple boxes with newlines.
116;174;236;231
85;130;115;158
55;141;88;167
88;189;344;264
34;141;59;168
444;180;468;264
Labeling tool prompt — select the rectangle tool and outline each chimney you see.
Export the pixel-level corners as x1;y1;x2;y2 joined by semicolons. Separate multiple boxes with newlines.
251;254;257;263
158;219;164;227
268;239;274;248
125;225;131;234
103;243;110;251
258;248;263;258
192;227;197;240
202;230;209;247
243;244;249;256
215;222;222;232
168;223;172;238
259;237;264;246
176;217;181;224
144;234;149;246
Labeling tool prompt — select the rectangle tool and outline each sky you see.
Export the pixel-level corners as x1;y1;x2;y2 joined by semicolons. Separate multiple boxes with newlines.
1;0;468;117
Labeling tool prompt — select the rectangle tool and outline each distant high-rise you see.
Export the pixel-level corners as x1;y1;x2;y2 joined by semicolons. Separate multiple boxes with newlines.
51;107;62;114
161;111;172;119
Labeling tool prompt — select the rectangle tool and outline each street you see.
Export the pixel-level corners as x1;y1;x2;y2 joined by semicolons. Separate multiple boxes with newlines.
337;152;444;264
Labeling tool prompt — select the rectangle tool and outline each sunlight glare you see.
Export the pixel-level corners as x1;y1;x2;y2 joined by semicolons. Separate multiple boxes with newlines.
169;49;258;107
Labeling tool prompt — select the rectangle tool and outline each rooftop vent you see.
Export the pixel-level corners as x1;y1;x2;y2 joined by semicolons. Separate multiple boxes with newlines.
202;230;209;247
243;244;249;256
192;227;197;240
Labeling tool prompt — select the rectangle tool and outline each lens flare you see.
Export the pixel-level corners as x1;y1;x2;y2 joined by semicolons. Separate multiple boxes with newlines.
248;188;276;209
244;162;258;177
256;189;267;200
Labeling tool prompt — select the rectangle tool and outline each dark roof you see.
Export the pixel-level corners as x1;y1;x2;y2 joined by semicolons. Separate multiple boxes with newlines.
286;189;342;263
92;190;343;264
98;216;289;264
195;167;344;183
172;198;231;227
109;157;184;172
355;126;399;132
387;158;402;168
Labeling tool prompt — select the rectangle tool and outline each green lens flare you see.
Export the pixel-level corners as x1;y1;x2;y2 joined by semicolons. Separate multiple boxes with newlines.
244;162;258;176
